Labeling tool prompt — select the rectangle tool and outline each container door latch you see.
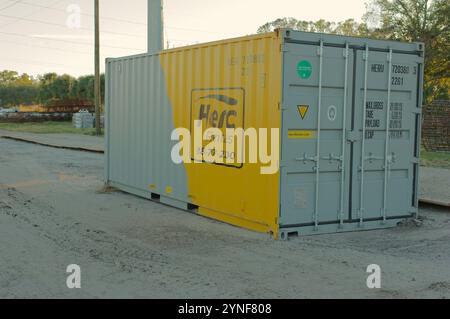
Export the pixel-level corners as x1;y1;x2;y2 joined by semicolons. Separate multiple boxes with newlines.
346;130;360;143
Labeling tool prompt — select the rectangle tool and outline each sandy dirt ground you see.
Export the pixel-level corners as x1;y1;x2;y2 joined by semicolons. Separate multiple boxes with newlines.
2;128;449;207
0;129;104;153
0;138;449;299
420;167;450;206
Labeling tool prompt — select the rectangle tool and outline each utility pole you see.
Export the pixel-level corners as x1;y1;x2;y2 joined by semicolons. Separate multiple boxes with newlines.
94;0;101;135
148;0;163;53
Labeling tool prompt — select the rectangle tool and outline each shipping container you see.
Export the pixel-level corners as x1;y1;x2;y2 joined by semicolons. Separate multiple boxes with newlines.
105;29;424;239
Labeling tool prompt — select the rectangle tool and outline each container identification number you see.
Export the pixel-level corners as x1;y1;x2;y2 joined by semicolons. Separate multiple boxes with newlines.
392;76;404;86
392;64;410;74
371;63;411;86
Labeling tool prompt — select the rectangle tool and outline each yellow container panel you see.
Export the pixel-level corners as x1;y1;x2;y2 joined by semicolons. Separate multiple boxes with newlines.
160;33;283;236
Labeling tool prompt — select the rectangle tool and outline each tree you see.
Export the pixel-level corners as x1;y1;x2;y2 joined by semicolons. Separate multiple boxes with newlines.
52;74;76;101
0;70;19;85
365;0;449;102
257;0;449;103
16;73;34;86
70;74;104;104
37;73;58;105
257;18;301;33
257;18;371;37
0;71;38;107
37;73;76;105
0;70;105;108
74;75;95;101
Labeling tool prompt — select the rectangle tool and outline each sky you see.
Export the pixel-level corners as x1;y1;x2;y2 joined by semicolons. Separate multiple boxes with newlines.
0;0;368;77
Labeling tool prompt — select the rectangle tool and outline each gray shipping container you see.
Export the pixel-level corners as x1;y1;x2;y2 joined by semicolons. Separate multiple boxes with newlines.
105;29;424;238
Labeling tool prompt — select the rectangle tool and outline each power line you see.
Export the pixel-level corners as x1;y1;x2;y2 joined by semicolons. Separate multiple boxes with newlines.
0;56;92;71
0;60;92;74
0;0;22;13
17;1;148;27
0;30;144;51
0;38;92;55
3;0;234;36
0;23;227;54
0;13;146;38
0;0;238;66
0;0;64;28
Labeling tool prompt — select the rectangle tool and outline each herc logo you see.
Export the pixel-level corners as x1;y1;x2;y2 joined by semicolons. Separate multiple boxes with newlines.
190;88;245;168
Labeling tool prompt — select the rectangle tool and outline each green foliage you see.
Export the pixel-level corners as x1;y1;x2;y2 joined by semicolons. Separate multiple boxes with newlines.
0;70;38;107
257;0;449;103
0;70;19;84
365;0;449;103
0;71;105;108
257;18;370;36
73;75;95;101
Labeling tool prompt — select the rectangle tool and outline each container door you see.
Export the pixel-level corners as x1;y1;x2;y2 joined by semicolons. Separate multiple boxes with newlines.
351;48;422;223
279;42;354;228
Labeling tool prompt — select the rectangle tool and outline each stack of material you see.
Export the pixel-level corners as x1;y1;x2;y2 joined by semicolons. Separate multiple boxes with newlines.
72;110;94;129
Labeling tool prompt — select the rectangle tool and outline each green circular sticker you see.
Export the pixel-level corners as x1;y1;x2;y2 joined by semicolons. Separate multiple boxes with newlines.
297;60;312;79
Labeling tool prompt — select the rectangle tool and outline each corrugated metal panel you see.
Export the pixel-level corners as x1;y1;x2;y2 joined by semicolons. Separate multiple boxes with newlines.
106;32;283;235
106;50;189;206
278;29;424;238
160;33;282;235
106;29;424;239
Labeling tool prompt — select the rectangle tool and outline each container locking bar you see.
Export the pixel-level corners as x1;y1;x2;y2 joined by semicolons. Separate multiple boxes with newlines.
359;45;370;227
382;49;394;222
339;43;350;227
313;40;324;231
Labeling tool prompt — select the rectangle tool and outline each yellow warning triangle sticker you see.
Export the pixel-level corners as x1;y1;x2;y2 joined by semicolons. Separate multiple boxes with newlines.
297;105;309;120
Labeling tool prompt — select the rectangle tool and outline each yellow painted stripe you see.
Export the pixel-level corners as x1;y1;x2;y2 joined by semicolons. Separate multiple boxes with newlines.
288;130;315;139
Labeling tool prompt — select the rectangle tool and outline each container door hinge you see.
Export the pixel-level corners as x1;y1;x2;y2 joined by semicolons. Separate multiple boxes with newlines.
280;103;288;111
317;44;323;57
363;48;369;61
343;45;349;58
